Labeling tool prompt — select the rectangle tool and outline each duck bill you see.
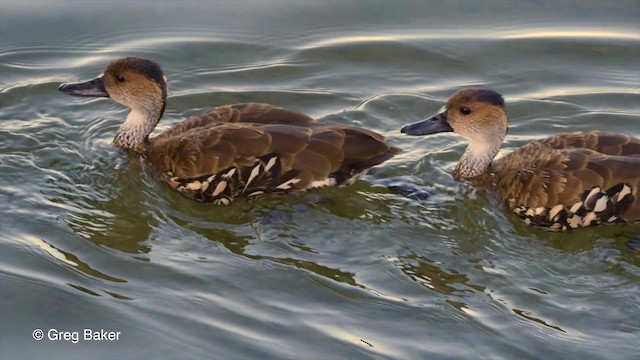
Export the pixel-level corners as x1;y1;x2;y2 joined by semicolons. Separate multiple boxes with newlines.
58;76;108;97
401;111;453;136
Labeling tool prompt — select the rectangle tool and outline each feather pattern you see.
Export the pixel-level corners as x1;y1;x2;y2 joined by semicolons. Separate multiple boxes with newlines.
149;103;399;203
490;131;640;228
401;88;640;230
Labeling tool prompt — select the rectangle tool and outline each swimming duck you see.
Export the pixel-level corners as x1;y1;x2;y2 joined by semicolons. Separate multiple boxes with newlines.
401;88;640;230
59;57;399;204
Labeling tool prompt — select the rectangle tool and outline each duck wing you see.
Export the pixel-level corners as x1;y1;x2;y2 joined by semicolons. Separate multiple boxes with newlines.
146;105;397;202
492;132;640;229
537;131;640;156
153;103;315;142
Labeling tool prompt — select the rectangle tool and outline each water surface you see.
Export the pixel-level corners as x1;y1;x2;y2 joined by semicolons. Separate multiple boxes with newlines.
1;1;639;359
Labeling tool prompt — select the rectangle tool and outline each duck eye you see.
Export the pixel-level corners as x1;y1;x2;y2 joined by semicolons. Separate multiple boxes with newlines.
116;74;125;82
460;106;472;115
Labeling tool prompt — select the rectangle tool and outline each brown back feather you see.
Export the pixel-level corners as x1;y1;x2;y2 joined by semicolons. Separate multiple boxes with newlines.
145;103;397;196
538;131;640;156
492;131;640;220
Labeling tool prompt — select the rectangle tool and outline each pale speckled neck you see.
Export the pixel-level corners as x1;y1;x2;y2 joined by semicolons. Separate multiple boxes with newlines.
454;138;502;179
113;107;160;154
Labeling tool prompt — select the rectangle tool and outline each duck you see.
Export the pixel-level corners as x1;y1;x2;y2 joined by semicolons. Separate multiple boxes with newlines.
59;57;399;204
401;88;640;230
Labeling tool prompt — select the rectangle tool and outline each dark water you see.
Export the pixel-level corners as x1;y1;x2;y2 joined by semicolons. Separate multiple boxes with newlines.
1;1;639;359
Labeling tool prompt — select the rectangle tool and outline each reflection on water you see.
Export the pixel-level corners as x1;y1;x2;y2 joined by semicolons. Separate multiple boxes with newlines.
45;157;155;254
167;190;390;288
301;28;640;49
22;236;128;298
398;253;485;295
512;309;565;333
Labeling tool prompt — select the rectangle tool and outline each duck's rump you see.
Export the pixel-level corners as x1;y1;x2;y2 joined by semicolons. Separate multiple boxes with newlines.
491;131;640;228
145;103;398;202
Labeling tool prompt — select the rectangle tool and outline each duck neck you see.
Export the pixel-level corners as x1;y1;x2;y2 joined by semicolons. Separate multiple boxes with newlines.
114;101;165;155
454;136;503;179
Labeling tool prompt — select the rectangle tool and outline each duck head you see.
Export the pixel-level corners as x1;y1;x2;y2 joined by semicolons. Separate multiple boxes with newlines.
401;88;508;179
59;57;168;153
